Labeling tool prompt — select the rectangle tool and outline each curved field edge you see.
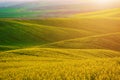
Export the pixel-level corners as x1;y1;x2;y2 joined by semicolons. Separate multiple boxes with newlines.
14;18;120;34
72;8;120;18
1;48;120;59
42;32;120;51
0;19;95;47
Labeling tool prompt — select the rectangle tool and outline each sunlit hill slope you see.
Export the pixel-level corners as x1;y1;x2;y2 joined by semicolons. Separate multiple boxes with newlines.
0;8;120;51
0;19;93;46
44;32;120;51
0;8;120;80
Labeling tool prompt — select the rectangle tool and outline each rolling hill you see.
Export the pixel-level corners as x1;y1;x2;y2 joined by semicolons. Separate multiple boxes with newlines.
72;8;120;18
43;32;120;51
0;19;94;47
25;18;120;33
0;7;120;80
1;48;120;59
0;8;120;50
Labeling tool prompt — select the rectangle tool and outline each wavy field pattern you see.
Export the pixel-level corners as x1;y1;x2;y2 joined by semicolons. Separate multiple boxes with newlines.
0;7;120;80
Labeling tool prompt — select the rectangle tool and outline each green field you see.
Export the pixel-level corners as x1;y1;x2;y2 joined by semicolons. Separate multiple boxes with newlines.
0;8;120;80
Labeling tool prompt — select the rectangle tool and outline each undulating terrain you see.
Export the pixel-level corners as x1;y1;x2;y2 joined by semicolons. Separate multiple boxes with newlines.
0;7;120;80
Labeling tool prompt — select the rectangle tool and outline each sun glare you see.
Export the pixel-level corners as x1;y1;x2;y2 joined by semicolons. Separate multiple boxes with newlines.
94;0;113;4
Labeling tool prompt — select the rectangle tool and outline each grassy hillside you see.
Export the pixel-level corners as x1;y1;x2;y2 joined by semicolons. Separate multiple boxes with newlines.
17;17;120;34
0;48;120;80
43;32;120;51
0;8;120;80
0;19;94;47
1;48;120;59
0;7;39;18
73;8;120;18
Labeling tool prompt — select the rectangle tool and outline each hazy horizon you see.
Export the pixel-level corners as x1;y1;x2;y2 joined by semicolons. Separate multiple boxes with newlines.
0;0;120;8
0;0;120;18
